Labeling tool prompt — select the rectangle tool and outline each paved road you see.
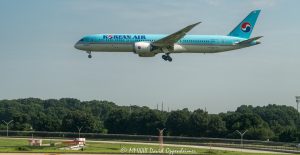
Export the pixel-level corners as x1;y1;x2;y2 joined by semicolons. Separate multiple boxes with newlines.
88;140;289;154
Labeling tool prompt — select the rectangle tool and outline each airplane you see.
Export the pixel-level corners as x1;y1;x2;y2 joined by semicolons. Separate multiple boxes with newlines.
74;10;262;62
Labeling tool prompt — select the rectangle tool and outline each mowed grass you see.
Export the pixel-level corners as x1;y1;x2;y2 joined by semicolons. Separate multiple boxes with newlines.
0;137;287;155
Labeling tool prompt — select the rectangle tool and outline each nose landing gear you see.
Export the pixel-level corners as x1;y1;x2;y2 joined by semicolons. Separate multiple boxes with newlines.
162;54;172;62
86;51;92;59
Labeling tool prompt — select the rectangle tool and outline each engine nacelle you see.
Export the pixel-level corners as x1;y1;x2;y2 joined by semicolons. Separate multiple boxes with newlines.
174;44;186;53
134;42;156;57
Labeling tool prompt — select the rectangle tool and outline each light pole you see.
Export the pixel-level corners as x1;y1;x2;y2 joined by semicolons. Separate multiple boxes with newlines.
296;96;300;142
30;126;33;139
2;120;13;137
236;130;248;149
77;126;83;138
157;128;166;150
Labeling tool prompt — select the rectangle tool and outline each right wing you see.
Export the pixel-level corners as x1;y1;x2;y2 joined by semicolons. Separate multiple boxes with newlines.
152;22;201;48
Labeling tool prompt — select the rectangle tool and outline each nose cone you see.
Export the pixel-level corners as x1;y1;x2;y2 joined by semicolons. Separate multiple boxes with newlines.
74;42;80;50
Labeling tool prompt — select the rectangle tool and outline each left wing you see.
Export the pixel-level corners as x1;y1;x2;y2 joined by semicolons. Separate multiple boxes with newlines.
152;22;201;47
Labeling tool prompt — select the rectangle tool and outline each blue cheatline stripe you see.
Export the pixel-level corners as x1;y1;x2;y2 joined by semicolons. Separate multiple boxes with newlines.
80;34;245;45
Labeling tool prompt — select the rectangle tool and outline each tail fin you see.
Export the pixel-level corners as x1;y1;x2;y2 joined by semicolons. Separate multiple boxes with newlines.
228;10;261;39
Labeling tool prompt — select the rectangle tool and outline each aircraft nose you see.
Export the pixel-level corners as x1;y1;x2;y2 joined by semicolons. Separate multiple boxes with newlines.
74;42;80;50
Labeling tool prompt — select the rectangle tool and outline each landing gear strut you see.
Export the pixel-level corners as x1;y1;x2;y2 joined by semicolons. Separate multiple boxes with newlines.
162;54;172;62
87;51;92;59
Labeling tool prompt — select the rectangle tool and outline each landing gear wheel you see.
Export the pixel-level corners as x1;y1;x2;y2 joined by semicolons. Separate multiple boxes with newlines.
162;55;168;61
162;54;172;62
86;51;92;59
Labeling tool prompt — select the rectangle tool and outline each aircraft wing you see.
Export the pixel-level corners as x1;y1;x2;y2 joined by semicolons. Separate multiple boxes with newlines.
152;22;201;47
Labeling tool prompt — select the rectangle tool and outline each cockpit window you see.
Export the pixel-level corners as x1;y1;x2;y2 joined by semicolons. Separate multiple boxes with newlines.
79;38;84;42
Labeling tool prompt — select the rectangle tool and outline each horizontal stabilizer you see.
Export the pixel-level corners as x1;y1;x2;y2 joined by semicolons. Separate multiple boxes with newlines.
237;36;263;45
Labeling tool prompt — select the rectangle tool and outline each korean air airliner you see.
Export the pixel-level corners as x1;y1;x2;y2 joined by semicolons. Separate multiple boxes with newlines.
74;10;261;62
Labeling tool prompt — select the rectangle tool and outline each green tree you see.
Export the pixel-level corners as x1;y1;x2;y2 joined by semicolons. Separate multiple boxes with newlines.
188;109;209;137
279;128;298;142
1;98;300;142
62;110;104;133
207;114;227;137
166;108;190;136
104;109;130;134
127;108;166;135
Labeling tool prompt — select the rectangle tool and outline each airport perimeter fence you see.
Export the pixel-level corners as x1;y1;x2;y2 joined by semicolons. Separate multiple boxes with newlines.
0;130;299;153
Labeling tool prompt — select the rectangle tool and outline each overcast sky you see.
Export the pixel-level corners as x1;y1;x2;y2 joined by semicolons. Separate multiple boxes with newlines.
0;0;299;113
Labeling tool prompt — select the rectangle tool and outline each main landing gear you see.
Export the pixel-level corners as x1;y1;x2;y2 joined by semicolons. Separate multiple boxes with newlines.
87;51;92;59
162;54;172;62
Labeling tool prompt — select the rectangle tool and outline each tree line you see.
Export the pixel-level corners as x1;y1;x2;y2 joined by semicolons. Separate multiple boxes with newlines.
0;98;299;142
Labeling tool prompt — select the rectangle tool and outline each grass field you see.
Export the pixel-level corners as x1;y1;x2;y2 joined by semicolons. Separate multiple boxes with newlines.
0;137;289;155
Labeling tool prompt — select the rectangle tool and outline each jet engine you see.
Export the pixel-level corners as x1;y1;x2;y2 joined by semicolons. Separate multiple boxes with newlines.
134;42;156;57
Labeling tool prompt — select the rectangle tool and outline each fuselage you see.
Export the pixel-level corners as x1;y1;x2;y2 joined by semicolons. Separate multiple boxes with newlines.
74;10;261;61
74;34;260;54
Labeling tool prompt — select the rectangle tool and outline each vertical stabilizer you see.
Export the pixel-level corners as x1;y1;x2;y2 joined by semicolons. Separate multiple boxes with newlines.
228;10;261;39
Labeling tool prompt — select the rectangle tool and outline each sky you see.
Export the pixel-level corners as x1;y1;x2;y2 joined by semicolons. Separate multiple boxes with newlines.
0;0;300;113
